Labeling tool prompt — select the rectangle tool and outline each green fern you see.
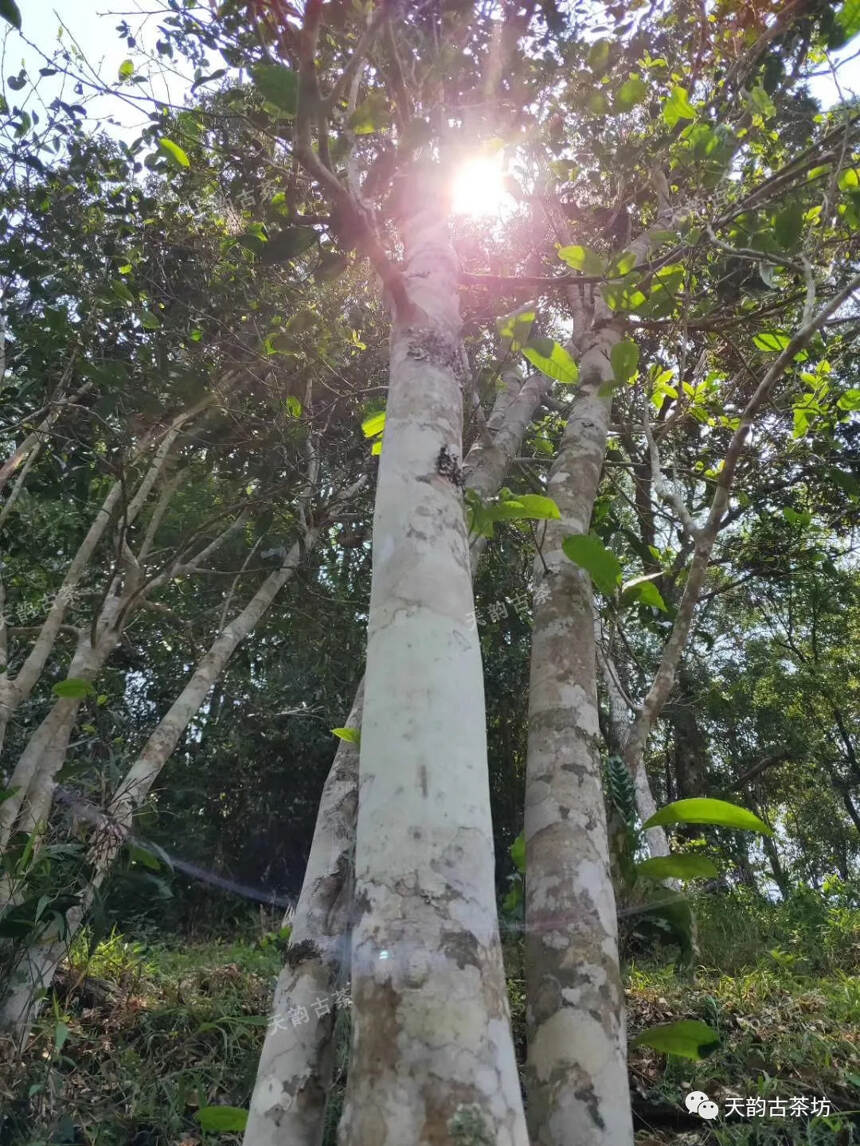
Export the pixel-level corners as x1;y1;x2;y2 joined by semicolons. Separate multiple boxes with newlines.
604;754;638;831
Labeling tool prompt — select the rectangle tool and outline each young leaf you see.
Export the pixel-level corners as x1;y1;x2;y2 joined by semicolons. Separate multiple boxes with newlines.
615;74;647;111
632;1019;720;1060
753;330;790;352
836;388;860;411
361;412;386;438
773;202;804;249
746;85;776;120
54;1021;70;1054
662;86;696;126
610;339;640;385
508;494;560;520
587;39;611;75
52;678;96;700
643;797;774;835
118;60;134;81
562;534;622;595
510;831;526;873
557;244;606;275
196;1107;249;1132
493;493;562;523
496;308;535;352
636;854;719;881
332;726;360;745
158;138;190;168
522;338;579;384
836;0;860;39
251;63;299;115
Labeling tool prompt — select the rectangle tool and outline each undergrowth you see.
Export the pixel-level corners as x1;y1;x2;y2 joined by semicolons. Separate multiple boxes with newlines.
0;886;857;1146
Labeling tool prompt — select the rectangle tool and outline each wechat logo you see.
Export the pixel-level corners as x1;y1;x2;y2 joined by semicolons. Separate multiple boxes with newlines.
686;1091;720;1120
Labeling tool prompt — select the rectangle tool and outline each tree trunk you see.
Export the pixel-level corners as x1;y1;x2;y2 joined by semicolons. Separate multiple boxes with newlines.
245;686;360;1146
245;363;550;1146
524;324;634;1146
0;514;352;1045
338;170;528;1146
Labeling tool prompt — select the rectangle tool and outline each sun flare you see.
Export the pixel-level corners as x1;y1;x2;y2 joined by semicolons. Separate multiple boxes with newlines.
451;153;510;218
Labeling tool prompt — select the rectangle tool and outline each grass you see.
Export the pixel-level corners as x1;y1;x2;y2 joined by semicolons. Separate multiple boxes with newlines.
1;887;858;1145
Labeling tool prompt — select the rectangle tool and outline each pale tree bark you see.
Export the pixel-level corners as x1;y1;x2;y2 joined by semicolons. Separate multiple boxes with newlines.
520;191;688;1145
0;393;214;757
245;365;549;1146
620;271;860;794
524;322;633;1146
596;641;668;859
0;380;92;497
336;170;527;1146
0;511;351;1044
244;686;361;1146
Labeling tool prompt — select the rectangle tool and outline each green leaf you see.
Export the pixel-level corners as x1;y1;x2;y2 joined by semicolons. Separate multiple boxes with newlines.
158;138;190;168
258;227;318;264
332;726;360;745
54;1021;70;1053
52;678;96;700
0;0;21;31
371;440;382;456
493;493;562;523
557;244;606;275
838;166;860;191
587;38;611;75
662;86;696;126
746;84;776;120
837;388;860;411
753;330;790;352
773;202;804;249
502;879;523;913
622;579;667;612
361;411;385;438
610;339;639;385
636;855;719;881
251;63;298;115
349;92;390;135
562;534;622;595
608;250;637;277
510;831;526;873
522;338;579;384
615;73;648;111
118;60;134;81
643;797;774;836
140;310;161;330
128;844;162;871
496;308;535;353
285;395;302;417
837;0;860;39
196;1106;249;1132
632;1019;720;1060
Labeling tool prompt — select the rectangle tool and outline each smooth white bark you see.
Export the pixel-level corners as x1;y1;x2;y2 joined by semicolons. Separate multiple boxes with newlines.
245;366;549;1146
524;326;634;1146
338;171;527;1146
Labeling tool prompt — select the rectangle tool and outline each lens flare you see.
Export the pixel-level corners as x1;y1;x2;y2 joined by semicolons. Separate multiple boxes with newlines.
451;153;510;218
